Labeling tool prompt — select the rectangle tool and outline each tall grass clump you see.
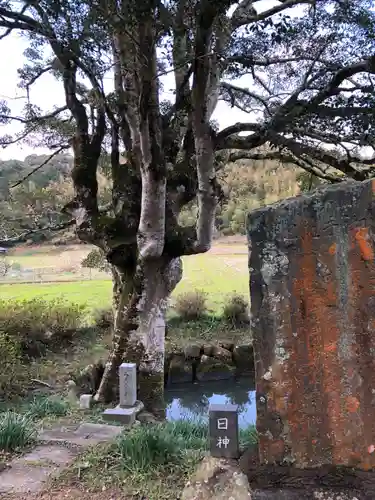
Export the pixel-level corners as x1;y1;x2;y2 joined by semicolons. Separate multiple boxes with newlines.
0;331;29;397
0;411;37;452
174;290;207;320
0;298;87;357
26;395;70;420
113;419;207;474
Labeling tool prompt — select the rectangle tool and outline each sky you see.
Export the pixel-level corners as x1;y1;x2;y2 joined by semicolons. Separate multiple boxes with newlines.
0;0;284;161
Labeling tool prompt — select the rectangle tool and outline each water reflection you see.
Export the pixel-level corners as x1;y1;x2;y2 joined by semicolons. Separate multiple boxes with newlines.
165;377;256;429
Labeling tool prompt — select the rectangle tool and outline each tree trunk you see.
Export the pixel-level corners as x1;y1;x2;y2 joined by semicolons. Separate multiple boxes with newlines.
94;256;182;416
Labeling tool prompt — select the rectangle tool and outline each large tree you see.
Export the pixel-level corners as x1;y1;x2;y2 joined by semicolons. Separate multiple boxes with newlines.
0;0;374;412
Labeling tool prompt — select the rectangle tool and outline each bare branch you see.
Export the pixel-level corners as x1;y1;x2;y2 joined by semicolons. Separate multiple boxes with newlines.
0;218;76;249
0;105;68;125
10;146;69;188
221;81;271;114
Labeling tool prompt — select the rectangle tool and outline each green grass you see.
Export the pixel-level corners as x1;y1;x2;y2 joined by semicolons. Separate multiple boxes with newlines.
66;419;256;500
0;253;249;314
25;395;70;420
0;411;37;452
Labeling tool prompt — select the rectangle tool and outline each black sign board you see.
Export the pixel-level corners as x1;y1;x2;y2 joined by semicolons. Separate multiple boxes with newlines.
208;403;239;459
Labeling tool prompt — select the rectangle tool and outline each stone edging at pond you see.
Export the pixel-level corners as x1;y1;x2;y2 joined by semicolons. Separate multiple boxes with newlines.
73;342;254;394
165;342;254;386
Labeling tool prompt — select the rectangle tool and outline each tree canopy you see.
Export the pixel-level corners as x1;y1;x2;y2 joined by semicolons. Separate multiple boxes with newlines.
0;0;374;255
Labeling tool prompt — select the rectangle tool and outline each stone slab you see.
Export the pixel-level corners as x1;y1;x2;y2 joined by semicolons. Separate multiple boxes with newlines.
103;406;138;425
16;445;77;467
0;462;53;494
247;178;375;469
38;422;123;447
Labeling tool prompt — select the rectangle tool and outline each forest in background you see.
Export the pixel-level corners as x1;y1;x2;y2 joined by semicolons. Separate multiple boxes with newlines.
0;153;323;243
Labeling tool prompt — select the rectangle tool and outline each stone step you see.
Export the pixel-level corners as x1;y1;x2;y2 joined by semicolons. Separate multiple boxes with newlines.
0;422;124;495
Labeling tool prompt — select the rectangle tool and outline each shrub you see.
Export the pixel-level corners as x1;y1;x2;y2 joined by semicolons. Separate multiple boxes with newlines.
239;425;258;449
81;249;111;273
0;411;37;452
222;294;250;327
0;299;87;358
93;307;113;329
26;395;70;420
174;290;207;320
0;331;29;397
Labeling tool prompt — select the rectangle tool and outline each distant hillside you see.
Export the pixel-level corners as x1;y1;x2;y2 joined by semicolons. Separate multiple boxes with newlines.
180;158;314;235
0;153;72;201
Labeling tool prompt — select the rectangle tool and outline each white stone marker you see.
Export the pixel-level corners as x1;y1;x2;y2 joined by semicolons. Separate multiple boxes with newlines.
103;362;143;425
119;362;137;408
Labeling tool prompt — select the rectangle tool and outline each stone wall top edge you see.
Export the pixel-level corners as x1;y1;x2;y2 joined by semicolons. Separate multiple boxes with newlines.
246;178;373;237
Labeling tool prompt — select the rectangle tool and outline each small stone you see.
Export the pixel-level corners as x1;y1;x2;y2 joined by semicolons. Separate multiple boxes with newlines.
184;344;202;359
203;345;214;356
263;371;272;381
66;380;78;404
196;355;235;382
168;355;193;384
79;394;93;410
137;410;158;424
181;456;252;500
211;346;233;363
220;342;235;352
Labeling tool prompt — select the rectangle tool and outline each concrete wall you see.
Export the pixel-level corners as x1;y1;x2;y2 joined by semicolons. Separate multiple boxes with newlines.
247;179;375;469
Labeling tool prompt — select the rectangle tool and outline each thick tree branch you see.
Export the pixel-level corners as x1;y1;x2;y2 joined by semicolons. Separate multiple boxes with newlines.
231;0;314;29
270;134;369;180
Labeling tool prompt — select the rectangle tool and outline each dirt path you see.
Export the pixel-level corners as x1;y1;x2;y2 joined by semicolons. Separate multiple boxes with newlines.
4;486;134;500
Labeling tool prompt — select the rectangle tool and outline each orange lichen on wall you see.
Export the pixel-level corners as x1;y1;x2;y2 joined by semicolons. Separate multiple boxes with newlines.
329;243;337;255
346;396;360;413
248;178;375;470
355;227;374;261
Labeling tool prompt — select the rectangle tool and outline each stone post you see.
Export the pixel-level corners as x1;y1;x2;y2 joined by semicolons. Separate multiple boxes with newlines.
103;362;143;425
247;179;375;470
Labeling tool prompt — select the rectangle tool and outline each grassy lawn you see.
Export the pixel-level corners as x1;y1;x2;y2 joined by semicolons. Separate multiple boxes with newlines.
0;252;249;314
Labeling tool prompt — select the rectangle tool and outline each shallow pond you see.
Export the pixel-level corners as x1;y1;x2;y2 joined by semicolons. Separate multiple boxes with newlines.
165;377;256;429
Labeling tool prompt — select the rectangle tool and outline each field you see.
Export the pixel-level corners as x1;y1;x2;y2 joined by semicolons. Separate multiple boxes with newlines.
0;238;249;314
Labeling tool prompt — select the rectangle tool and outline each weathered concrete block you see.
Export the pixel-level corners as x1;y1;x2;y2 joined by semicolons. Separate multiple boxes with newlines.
247;179;375;470
79;394;93;409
